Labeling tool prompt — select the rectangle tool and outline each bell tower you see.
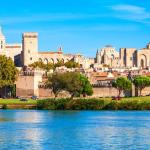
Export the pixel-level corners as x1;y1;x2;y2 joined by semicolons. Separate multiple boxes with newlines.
22;32;38;66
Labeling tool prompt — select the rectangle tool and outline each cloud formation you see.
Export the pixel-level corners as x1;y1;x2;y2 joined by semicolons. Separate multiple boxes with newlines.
109;4;150;22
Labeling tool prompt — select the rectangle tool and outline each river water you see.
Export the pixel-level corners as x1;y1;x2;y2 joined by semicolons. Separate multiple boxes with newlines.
0;110;150;150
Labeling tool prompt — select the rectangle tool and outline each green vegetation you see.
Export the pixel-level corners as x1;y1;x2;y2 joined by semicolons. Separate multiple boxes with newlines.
0;99;37;105
29;60;80;71
37;97;150;110
133;76;150;96
1;97;150;110
46;72;93;98
64;60;80;68
0;99;37;109
0;55;18;87
112;77;132;97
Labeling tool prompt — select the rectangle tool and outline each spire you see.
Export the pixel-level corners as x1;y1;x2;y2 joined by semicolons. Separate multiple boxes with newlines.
58;47;63;52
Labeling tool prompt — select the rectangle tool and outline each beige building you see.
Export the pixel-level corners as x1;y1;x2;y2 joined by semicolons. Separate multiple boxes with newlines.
96;45;120;68
0;27;93;69
1;26;150;69
96;43;150;69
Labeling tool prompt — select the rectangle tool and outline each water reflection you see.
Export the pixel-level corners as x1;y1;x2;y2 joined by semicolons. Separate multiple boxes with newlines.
0;110;150;149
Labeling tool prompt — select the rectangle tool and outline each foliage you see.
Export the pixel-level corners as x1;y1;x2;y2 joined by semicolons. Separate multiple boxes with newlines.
29;60;80;71
79;74;93;96
54;60;64;68
37;97;150;110
46;72;93;98
46;73;66;98
0;55;18;88
29;61;54;71
64;60;80;68
62;72;83;98
37;98;69;110
112;77;132;97
133;76;150;96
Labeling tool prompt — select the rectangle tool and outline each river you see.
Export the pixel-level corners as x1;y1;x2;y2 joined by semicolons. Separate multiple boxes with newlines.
0;110;150;150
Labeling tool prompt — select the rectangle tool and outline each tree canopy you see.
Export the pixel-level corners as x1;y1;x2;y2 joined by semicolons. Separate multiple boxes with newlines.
29;59;80;71
46;72;93;98
133;76;150;96
112;77;132;97
46;73;65;98
0;55;18;87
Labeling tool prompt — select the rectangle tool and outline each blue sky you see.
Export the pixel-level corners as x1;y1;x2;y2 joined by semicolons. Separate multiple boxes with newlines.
0;0;150;57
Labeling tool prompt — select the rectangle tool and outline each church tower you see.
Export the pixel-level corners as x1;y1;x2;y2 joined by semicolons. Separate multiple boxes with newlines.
96;49;101;64
0;27;6;55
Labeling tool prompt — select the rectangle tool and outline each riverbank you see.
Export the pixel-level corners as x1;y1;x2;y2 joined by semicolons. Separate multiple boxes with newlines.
1;97;150;110
0;99;37;109
37;97;150;110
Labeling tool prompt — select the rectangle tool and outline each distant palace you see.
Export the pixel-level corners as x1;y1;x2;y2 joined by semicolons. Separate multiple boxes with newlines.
0;27;150;69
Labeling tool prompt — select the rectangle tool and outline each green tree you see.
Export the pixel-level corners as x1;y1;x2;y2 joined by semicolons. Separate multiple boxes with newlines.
79;74;93;97
62;72;93;99
133;76;150;96
64;60;80;68
29;61;54;71
46;72;93;99
46;73;65;98
112;77;132;97
29;61;45;69
54;60;64;68
0;55;18;87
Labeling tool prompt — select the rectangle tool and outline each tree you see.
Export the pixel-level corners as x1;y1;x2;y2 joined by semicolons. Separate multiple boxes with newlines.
46;72;93;99
64;60;80;68
46;73;65;98
54;60;64;68
0;55;18;87
61;72;93;99
133;76;150;96
29;61;54;71
79;74;93;97
112;77;132;97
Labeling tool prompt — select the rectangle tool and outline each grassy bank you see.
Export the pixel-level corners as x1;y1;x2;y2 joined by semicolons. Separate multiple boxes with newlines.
0;99;37;109
1;97;150;110
37;97;150;110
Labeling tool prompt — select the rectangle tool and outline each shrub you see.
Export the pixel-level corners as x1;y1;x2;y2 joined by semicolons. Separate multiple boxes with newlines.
2;104;7;109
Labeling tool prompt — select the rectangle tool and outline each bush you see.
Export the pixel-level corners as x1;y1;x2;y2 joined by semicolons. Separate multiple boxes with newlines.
37;98;70;110
67;99;105;110
37;98;150;110
2;104;7;109
37;98;105;110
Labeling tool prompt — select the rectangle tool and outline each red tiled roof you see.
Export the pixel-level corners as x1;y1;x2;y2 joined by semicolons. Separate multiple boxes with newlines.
6;46;21;48
38;51;63;54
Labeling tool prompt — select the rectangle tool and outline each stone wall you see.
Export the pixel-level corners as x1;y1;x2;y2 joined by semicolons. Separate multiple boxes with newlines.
92;87;121;97
16;76;35;97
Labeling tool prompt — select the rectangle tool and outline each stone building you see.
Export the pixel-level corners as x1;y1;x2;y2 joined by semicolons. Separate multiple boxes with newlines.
96;43;150;69
120;43;150;68
96;45;120;68
0;27;93;69
1;26;150;69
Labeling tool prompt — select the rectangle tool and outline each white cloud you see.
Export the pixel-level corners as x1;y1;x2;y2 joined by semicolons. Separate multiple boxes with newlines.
109;4;150;22
110;5;145;14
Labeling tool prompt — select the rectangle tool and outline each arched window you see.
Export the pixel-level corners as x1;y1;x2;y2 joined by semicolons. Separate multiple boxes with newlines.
44;58;48;64
39;58;42;62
